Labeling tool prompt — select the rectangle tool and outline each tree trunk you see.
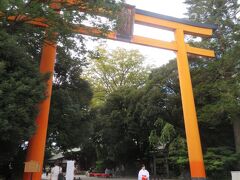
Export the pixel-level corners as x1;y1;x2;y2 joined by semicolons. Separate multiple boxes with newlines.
153;154;157;177
233;120;240;153
165;157;169;178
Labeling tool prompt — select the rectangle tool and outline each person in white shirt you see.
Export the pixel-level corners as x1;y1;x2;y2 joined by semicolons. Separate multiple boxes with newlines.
138;164;150;180
50;163;62;180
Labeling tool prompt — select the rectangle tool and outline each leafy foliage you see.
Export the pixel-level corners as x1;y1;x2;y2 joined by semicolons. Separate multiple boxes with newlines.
204;147;240;179
185;0;240;56
92;87;146;166
185;0;240;155
168;137;188;169
0;29;46;174
84;46;150;106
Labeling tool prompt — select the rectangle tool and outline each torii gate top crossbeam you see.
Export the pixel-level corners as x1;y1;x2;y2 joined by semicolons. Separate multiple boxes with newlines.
74;5;217;58
6;4;216;58
135;9;217;33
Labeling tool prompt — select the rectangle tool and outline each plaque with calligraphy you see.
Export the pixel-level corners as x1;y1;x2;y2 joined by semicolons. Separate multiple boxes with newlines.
116;4;135;41
24;160;40;172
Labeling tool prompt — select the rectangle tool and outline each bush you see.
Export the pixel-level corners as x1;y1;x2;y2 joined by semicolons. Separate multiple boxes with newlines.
204;147;240;179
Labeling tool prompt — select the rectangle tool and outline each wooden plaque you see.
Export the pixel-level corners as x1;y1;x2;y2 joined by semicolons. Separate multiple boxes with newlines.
116;4;135;41
24;160;40;172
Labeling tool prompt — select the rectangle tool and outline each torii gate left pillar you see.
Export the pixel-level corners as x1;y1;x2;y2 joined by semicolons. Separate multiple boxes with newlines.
23;40;57;180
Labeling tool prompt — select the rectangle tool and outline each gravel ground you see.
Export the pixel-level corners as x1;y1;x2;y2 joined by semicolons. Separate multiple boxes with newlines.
42;174;177;180
41;174;137;180
76;175;137;180
69;175;177;180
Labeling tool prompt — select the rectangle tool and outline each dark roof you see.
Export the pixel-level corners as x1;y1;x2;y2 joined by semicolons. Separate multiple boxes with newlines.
135;9;217;30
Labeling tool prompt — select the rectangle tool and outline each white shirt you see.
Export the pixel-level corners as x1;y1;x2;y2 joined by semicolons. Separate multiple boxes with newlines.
51;165;62;180
138;168;150;180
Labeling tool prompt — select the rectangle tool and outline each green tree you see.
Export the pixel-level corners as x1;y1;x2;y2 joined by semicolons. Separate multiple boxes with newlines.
204;147;240;179
185;0;240;56
85;47;151;170
190;55;239;178
143;57;240;177
47;45;93;151
184;0;240;154
149;118;178;177
143;60;183;129
92;87;154;172
85;46;150;106
0;29;46;176
143;60;188;176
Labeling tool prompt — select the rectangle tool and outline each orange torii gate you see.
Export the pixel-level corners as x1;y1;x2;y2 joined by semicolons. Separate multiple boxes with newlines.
15;2;217;180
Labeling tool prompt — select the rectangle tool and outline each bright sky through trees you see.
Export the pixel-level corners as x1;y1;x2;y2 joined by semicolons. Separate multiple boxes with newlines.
86;0;187;67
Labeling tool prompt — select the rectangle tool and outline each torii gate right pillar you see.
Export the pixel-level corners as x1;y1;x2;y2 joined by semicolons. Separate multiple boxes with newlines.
175;28;206;179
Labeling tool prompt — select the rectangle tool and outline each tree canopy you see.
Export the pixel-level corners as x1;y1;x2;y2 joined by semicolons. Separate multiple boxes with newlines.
84;46;150;106
0;28;47;174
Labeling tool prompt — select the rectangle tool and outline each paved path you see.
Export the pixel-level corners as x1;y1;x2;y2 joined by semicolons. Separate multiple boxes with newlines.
76;175;136;180
42;174;177;180
75;175;177;180
42;174;137;180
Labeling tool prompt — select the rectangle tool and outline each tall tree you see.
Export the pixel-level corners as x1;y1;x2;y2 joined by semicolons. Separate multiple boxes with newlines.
143;58;239;177
46;45;93;151
185;0;240;56
184;0;240;154
86;47;151;169
92;87;153;170
0;29;46;176
85;46;150;106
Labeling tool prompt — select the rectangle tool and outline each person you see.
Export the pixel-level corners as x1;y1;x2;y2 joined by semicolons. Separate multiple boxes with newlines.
5;162;13;180
138;164;150;180
45;165;51;176
105;168;111;175
50;162;62;180
120;164;125;177
115;166;120;177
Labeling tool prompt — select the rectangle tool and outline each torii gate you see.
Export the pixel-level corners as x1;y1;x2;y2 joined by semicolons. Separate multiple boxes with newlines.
11;2;216;180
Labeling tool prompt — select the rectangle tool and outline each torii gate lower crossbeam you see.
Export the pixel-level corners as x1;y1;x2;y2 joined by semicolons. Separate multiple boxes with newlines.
16;3;216;180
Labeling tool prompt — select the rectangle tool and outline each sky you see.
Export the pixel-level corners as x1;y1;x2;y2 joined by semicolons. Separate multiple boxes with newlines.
86;0;188;67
